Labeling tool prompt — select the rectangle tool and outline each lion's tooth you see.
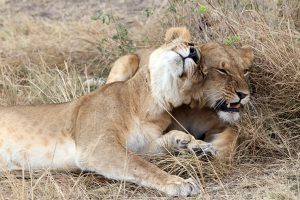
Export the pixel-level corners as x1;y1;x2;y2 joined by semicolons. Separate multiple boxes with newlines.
227;103;230;108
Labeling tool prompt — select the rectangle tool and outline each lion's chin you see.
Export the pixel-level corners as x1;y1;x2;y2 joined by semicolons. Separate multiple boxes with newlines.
217;111;240;124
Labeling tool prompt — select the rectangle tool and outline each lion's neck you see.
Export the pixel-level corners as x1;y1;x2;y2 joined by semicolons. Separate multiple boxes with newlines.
127;67;171;118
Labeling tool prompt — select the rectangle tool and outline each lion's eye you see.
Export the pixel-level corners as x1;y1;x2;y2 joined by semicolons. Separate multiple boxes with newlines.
217;68;228;75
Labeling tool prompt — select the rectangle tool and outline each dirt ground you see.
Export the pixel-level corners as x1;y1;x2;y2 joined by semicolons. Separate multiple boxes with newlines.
0;0;162;28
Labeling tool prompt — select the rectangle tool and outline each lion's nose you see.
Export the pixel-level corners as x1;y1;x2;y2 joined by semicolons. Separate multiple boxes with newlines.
236;91;248;100
188;47;199;63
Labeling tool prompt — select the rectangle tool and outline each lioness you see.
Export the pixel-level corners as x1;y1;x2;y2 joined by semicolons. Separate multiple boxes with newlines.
107;27;254;159
0;28;218;196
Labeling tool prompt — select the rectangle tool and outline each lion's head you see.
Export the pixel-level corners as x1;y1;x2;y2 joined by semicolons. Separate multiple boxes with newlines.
148;28;254;123
198;42;254;123
148;27;203;109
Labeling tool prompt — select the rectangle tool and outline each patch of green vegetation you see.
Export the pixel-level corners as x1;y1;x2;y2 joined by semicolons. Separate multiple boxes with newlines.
91;11;113;25
144;7;155;18
91;11;135;56
198;4;207;14
244;2;260;11
168;0;187;13
224;35;241;45
112;24;136;55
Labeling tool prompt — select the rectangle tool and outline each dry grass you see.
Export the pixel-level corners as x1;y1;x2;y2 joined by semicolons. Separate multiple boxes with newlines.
0;0;299;199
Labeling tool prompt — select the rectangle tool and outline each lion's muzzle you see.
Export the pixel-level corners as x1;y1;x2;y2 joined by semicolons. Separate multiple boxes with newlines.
188;47;199;63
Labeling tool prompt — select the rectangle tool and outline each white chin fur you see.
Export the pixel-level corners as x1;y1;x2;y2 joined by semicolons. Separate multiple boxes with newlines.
217;111;240;124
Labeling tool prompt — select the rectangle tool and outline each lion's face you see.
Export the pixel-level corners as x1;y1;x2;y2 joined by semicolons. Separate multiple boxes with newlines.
148;38;202;109
200;42;254;123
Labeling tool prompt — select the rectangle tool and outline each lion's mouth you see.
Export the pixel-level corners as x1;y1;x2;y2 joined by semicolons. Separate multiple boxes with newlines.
215;100;241;112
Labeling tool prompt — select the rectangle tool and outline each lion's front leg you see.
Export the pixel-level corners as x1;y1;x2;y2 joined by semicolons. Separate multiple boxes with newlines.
76;140;200;197
204;127;237;160
144;130;217;156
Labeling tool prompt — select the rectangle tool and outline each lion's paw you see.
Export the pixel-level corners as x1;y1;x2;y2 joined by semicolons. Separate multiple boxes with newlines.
173;131;194;149
188;142;217;157
171;130;217;157
162;175;200;197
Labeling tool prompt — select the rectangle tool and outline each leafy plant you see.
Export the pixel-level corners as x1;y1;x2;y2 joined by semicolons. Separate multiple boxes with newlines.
91;11;113;25
198;4;207;14
224;35;241;45
91;12;135;56
168;0;187;13
144;7;155;18
112;25;136;55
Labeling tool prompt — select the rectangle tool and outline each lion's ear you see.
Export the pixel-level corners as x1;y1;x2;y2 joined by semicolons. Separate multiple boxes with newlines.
164;27;192;43
239;46;254;66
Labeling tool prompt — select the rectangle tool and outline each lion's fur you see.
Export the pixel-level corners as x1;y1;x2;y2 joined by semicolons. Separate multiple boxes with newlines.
0;28;211;196
107;27;254;160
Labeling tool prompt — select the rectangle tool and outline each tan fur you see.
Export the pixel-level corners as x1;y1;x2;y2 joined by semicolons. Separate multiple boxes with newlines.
106;54;140;83
107;29;254;160
0;28;216;196
164;27;192;42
